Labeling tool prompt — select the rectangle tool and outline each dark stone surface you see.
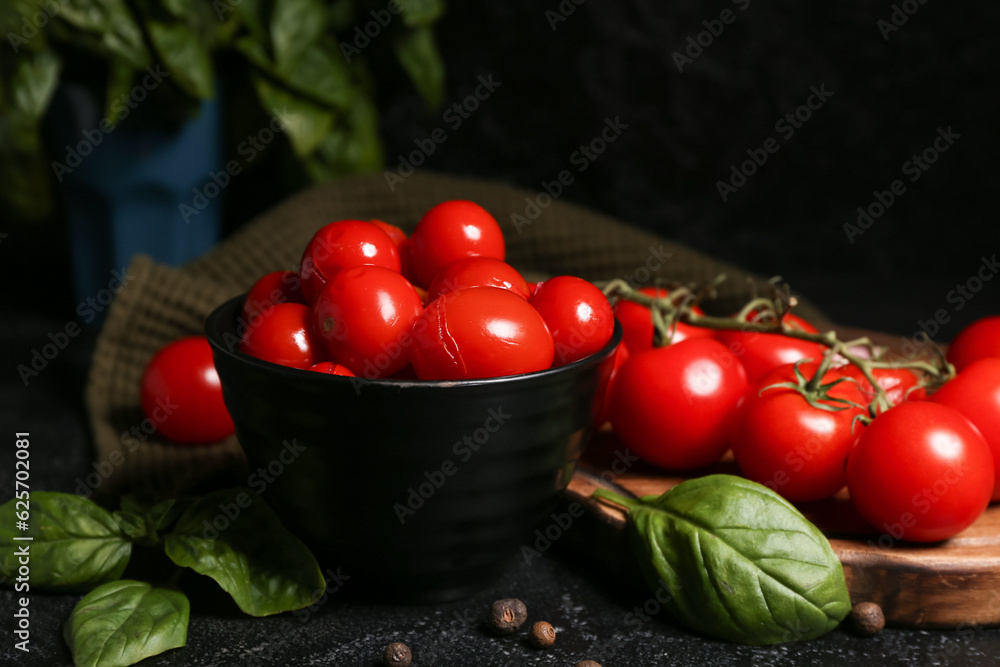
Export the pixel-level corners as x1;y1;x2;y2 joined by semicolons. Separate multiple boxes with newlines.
5;320;1000;666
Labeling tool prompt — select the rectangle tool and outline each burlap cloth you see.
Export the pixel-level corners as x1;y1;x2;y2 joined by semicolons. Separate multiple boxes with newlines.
86;170;827;499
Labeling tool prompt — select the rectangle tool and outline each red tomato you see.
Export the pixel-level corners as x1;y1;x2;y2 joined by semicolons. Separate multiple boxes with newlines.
947;316;1000;372
595;342;630;427
408;200;505;288
427;257;530;302
308;362;356;377
242;270;305;324
530;276;615;366
930;357;1000;500
840;365;926;409
846;402;994;542
731;363;868;502
299;220;401;302
312;265;424;379
411;287;554;380
140;336;234;444
714;313;826;384
612;287;713;354
240;303;323;369
610;338;748;470
371;219;416;284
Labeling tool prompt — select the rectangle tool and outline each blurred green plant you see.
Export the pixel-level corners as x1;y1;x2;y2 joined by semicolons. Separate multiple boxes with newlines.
0;0;445;222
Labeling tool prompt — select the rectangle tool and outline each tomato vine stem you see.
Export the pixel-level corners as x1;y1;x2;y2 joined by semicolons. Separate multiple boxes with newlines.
601;277;956;418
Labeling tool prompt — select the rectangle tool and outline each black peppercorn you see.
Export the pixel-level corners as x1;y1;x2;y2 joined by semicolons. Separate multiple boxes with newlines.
528;621;556;648
383;641;412;667
487;598;528;635
849;601;885;636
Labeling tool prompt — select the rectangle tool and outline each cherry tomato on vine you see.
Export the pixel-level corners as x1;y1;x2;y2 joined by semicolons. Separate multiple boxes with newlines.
839;365;926;410
242;270;305;323
610;338;747;470
299;219;401;302
411;286;554;380
240;302;324;369
846;401;994;542
312;265;424;379
731;362;868;502
714;312;826;384
530;276;615;366
427;257;530;302
612;287;713;354
408;200;505;288
140;336;234;444
947;316;1000;372
308;362;356;377
930;357;1000;500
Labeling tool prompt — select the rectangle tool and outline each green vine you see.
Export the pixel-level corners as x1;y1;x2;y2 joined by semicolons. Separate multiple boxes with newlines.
602;276;955;421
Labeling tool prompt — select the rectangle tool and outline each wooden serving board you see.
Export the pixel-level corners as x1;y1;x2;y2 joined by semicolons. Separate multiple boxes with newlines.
563;327;1000;629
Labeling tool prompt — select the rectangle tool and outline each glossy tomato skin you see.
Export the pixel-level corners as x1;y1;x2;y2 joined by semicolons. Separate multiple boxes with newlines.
530;276;615;366
595;341;630;427
371;219;416;284
947;316;1000;372
308;362;356;377
610;338;748;470
242;270;306;323
240;302;323;369
411;286;554;380
714;315;826;384
140;335;235;444
846;402;994;542
312;265;424;379
612;287;712;354
930;357;1000;500
409;200;505;288
840;365;926;409
299;220;401;302
731;363;868;502
427;257;530;302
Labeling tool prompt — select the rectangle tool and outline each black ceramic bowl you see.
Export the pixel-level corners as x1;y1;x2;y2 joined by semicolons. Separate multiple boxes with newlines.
206;295;621;602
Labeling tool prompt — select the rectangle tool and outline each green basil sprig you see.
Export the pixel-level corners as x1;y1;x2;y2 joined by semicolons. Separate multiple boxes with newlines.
65;580;189;667
0;488;327;667
594;474;851;645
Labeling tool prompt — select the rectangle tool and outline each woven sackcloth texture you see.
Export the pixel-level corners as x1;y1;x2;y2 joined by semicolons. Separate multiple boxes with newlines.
85;170;827;498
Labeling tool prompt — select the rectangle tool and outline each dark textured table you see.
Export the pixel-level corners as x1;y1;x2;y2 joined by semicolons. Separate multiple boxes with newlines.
3;317;999;667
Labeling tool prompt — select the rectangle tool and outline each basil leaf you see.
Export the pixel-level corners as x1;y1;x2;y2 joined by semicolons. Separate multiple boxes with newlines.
305;93;383;181
104;56;135;126
250;72;334;157
597;475;850;645
163;488;325;616
393;26;444;110
271;0;326;72
397;0;444;28
112;511;147;541
0;492;131;592
65;580;188;667
118;495;187;538
138;5;215;99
